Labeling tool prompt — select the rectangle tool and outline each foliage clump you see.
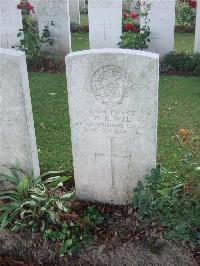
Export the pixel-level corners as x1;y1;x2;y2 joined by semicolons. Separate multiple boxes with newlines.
0;169;104;256
161;52;200;74
119;2;151;50
132;156;200;243
15;1;54;67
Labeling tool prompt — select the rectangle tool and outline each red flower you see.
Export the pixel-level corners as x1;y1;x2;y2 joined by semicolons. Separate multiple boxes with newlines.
25;2;34;11
123;23;138;32
188;0;197;8
131;11;139;19
17;3;23;9
17;1;35;14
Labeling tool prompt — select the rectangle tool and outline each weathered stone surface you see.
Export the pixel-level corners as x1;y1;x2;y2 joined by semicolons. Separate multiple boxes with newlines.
69;0;80;24
0;0;23;49
88;0;122;49
66;49;159;205
194;0;200;53
0;48;40;177
141;0;176;58
79;0;86;10
37;0;71;57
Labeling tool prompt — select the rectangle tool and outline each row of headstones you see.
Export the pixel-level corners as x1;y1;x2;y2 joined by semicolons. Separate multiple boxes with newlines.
32;0;85;25
0;46;159;205
0;0;159;204
127;0;200;56
0;0;198;205
1;0;200;58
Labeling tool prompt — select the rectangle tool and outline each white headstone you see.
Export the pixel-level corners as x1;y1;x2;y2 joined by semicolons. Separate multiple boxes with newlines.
0;48;40;177
88;0;122;49
69;0;80;24
0;0;23;49
66;49;159;205
37;0;71;57
141;0;176;58
194;0;200;53
79;0;86;10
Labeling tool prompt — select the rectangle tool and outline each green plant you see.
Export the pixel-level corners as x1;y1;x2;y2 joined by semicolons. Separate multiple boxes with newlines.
119;2;151;50
80;7;88;15
161;52;200;74
14;15;54;66
132;162;200;243
0;168;74;231
83;205;104;225
176;0;195;27
0;168;104;256
42;205;104;256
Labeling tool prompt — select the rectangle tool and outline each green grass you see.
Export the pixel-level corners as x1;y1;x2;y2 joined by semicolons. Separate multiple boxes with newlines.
71;31;195;53
29;73;200;173
174;32;195;52
71;32;89;52
80;14;88;27
30;73;72;172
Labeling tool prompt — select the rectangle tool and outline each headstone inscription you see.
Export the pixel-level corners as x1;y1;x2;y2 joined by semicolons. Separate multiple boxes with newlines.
37;0;71;57
194;0;200;53
69;0;80;25
0;0;23;49
0;48;40;177
141;0;176;58
66;49;159;205
88;0;122;49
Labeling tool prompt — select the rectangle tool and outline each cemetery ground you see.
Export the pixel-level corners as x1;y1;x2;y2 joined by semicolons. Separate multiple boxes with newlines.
1;72;199;265
1;20;200;266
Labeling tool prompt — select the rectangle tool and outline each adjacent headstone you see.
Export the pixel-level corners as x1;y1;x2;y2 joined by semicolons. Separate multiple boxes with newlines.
79;0;86;10
66;49;159;205
0;48;40;177
141;0;176;58
0;0;23;49
88;0;122;49
37;0;71;57
194;0;200;53
69;0;80;25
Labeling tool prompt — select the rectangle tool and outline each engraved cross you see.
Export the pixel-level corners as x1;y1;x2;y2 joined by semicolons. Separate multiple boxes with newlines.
99;18;112;41
95;137;131;189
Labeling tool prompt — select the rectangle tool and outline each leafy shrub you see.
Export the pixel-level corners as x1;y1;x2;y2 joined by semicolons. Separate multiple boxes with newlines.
132;160;200;243
0;168;104;255
161;52;200;74
119;2;151;50
176;0;196;27
14;16;54;67
42;204;103;256
70;23;89;33
0;168;73;231
80;7;88;15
